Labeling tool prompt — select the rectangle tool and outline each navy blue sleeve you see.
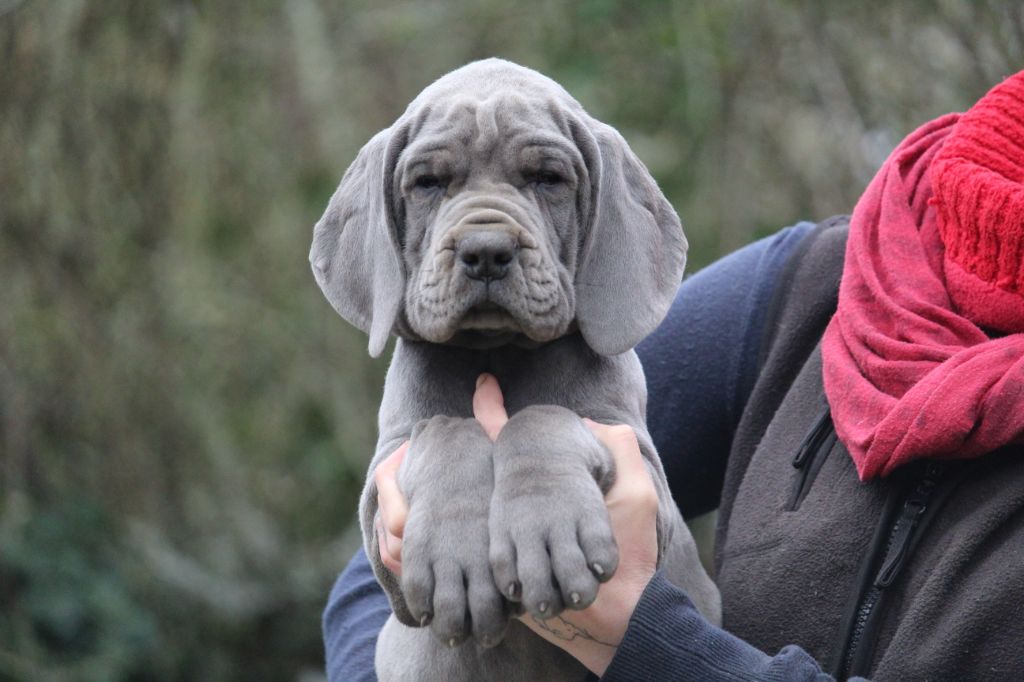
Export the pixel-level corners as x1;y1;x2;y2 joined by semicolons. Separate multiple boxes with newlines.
601;573;867;682
639;222;815;518
323;547;390;682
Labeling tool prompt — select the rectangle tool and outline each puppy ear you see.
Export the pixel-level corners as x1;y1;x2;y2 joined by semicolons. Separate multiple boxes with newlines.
574;121;688;356
310;127;408;357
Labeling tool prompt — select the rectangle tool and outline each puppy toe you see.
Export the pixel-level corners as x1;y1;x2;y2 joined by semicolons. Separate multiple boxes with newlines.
401;560;436;626
489;532;521;601
430;563;469;647
516;539;562;618
549;531;599;609
467;565;508;647
578;517;619;582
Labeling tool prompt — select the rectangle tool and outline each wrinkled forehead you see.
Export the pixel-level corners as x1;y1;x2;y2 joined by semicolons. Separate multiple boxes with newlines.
408;93;570;155
399;63;586;160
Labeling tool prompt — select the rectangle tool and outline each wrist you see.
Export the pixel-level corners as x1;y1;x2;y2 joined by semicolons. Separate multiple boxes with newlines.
592;567;653;638
522;568;655;676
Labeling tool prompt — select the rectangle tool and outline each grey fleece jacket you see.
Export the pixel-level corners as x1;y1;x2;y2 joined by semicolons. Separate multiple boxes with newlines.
717;217;1024;680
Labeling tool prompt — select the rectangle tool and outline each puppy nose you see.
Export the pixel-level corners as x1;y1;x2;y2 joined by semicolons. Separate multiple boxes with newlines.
457;231;517;281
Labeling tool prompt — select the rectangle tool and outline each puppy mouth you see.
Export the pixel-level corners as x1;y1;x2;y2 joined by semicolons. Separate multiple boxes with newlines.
458;301;522;334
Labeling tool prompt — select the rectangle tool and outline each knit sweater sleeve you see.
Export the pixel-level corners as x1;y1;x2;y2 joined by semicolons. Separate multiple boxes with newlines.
322;223;816;680
601;572;868;682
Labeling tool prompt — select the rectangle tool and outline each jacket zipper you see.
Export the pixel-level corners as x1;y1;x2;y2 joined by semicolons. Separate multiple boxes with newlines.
786;404;835;511
838;461;945;678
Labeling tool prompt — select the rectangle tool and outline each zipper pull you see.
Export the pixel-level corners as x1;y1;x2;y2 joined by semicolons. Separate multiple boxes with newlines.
874;463;946;588
874;499;926;587
792;404;832;468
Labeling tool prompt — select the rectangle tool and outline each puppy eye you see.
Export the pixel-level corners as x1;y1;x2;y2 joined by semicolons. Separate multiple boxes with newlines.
413;175;445;191
528;170;564;187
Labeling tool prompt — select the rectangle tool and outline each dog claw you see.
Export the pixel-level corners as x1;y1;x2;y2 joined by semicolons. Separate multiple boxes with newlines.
507;582;520;599
448;637;457;648
591;562;605;577
419;613;432;626
538;601;548;614
570;592;581;605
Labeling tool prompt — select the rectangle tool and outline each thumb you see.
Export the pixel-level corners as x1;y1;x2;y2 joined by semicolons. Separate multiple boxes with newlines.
473;373;509;441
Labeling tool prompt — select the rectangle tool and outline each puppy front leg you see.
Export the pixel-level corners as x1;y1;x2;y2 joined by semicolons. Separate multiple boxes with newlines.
394;415;509;648
488;405;619;620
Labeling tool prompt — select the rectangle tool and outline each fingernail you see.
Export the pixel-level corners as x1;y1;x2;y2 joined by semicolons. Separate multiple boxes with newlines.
476;374;488;388
592;562;605;577
570;592;581;605
507;582;519;599
538;601;548;614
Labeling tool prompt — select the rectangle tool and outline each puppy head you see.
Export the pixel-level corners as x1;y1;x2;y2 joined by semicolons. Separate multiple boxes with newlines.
311;59;686;357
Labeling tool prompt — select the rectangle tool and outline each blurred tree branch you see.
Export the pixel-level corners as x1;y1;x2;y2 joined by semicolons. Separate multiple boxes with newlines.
0;1;1019;679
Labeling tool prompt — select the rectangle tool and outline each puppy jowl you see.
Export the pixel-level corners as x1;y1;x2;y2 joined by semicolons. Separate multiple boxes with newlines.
311;59;719;681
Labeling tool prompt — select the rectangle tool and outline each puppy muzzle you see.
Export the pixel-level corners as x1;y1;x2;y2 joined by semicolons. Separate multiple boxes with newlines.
406;202;569;344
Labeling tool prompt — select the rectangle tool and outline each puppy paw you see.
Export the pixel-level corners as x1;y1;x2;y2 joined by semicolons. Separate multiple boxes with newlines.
398;416;509;647
489;406;619;619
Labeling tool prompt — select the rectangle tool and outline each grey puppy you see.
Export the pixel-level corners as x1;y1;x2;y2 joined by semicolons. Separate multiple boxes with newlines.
311;59;721;681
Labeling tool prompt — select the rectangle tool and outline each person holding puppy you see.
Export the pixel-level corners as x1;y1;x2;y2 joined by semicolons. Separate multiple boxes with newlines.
328;70;1024;680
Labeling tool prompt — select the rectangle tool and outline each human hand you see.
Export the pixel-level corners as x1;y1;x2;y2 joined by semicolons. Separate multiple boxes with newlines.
519;418;659;676
375;374;659;675
374;440;409;577
473;374;659;673
374;374;507;577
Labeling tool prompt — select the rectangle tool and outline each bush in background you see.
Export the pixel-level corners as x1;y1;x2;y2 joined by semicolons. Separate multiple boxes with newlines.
1;1;1020;679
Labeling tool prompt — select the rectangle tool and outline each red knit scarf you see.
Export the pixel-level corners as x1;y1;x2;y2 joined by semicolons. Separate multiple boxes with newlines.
822;113;1024;481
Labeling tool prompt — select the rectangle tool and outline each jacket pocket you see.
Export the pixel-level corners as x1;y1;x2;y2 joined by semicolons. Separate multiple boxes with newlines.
785;403;836;512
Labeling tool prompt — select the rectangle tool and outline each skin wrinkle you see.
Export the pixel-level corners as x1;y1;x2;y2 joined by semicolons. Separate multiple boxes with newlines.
474;98;500;159
400;100;580;346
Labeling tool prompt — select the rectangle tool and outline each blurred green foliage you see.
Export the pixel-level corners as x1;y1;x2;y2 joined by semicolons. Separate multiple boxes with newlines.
0;0;1020;679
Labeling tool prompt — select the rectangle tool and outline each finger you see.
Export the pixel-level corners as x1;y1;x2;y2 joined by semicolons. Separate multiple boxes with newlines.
473;373;509;441
375;441;410;538
387;530;403;560
378;519;403;576
583;421;655;502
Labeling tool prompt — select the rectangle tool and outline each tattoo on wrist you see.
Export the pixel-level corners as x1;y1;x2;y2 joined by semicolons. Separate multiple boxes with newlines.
530;615;616;648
